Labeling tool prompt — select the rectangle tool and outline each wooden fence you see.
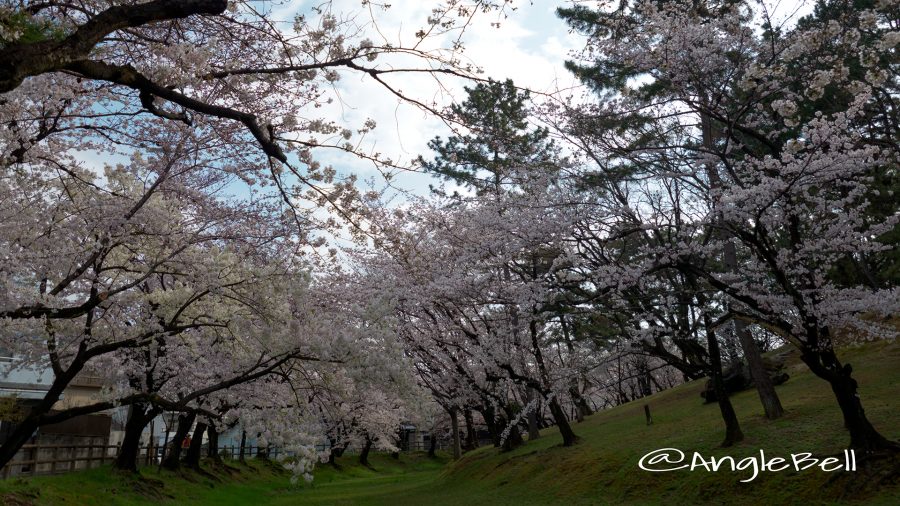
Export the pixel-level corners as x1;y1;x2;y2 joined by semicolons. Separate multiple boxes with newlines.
1;443;120;478
0;439;452;479
0;442;293;479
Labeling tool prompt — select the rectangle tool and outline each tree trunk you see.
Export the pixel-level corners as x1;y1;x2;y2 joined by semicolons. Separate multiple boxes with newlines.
527;318;576;445
560;317;595;423
256;432;271;460
704;316;744;447
801;343;899;454
0;361;84;469
700;110;783;423
479;406;501;447
327;436;340;466
500;405;523;452
114;403;156;472
183;421;207;469
463;409;478;450
724;240;785;420
239;430;247;462
736;318;785;419
427;432;437;458
206;424;221;462
548;397;578;446
449;407;462;460
162;412;195;470
359;435;373;467
500;422;523;452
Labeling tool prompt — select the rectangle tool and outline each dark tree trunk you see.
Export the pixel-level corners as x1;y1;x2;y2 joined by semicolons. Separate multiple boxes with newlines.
114;403;155;472
0;359;85;469
162;412;195;470
548;397;578;447
704;316;744;447
500;405;523;452
206;424;220;462
183;421;207;469
463;409;478;450
500;423;523;452
561;316;596;423
801;343;899;454
427;432;437;458
449;407;462;459
526;317;576;445
569;387;584;422
724;240;785;420
736;318;785;420
327;436;341;466
479;405;501;447
570;385;593;422
255;432;270;460
238;430;247;462
359;435;373;467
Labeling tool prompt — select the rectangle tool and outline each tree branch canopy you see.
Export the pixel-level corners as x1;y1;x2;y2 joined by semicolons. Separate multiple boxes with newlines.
0;0;227;92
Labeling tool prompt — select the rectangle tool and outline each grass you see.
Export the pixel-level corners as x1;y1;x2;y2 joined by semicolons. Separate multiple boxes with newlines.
2;341;899;505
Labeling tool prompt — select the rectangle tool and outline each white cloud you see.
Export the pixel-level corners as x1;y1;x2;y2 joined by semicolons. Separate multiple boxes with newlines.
277;0;583;199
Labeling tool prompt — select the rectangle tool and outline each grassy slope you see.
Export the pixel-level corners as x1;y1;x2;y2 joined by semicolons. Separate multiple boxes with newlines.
0;455;451;505
2;342;898;505
421;341;900;506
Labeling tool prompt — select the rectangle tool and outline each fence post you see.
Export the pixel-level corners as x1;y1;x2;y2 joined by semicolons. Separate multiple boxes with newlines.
32;443;40;475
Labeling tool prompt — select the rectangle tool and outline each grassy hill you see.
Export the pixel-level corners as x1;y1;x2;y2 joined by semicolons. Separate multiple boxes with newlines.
2;342;899;505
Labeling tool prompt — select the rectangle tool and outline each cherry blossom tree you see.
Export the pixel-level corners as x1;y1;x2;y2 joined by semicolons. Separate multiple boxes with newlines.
0;0;523;476
558;0;899;452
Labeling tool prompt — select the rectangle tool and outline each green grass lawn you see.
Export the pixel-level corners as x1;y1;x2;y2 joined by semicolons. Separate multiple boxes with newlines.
2;341;899;505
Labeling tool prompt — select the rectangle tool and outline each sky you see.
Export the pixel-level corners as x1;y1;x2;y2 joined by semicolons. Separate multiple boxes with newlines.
70;0;817;236
278;0;585;200
275;0;816;203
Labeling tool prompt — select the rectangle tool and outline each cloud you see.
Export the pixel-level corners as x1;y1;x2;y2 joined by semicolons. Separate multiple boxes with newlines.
277;1;583;198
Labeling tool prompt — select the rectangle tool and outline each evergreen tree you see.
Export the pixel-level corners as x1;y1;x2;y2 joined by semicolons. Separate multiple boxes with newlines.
419;79;559;196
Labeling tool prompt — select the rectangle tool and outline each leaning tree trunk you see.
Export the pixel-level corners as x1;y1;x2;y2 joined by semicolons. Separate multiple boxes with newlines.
548;397;578;447
724;240;785;420
0;360;85;469
114;403;157;472
359;435;373;467
800;336;899;454
162;412;195;470
449;407;462;460
701;111;784;421
703;314;744;447
183;421;208;469
560;317;594;423
499;405;524;452
238;430;247;462
529;319;578;446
